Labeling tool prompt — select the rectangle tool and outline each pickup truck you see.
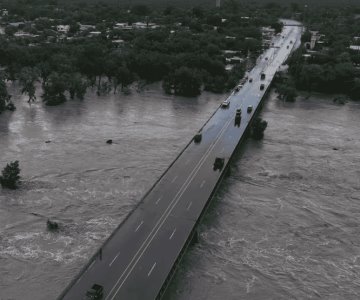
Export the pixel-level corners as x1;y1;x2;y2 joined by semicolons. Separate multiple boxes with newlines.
85;284;104;300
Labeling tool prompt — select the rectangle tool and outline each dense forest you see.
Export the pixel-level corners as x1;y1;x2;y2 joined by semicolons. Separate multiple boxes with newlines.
1;0;360;112
0;0;286;110
275;4;360;101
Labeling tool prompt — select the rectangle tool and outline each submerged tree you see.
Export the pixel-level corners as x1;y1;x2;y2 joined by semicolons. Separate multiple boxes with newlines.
68;73;88;100
19;67;38;103
0;161;21;189
251;118;268;140
42;73;67;106
276;78;298;102
163;67;202;97
0;77;13;113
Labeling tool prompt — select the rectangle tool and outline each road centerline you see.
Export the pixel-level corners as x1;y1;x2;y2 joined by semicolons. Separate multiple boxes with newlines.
109;252;120;267
147;262;157;277
135;221;144;232
169;228;176;240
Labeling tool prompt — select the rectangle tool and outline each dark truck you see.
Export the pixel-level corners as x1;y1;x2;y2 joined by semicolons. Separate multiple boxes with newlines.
213;157;225;171
260;73;266;80
194;132;202;144
235;108;242;127
85;284;104;300
260;84;265;91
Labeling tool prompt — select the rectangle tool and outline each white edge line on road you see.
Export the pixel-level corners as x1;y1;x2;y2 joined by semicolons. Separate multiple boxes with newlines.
147;262;157;277
135;220;144;232
88;260;96;271
109;252;121;267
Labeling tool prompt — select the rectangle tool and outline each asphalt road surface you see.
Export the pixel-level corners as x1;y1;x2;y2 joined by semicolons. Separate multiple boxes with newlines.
59;21;303;300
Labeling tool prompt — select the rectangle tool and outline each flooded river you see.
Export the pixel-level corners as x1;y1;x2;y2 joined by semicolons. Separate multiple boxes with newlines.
0;84;359;299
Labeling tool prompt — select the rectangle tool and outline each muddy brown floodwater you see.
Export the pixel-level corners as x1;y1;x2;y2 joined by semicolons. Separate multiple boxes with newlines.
0;83;359;300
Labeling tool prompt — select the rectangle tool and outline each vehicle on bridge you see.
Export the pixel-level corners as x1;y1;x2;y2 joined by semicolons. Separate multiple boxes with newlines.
260;84;265;91
221;98;230;108
261;73;266;80
213;157;225;171
85;284;103;300
249;78;253;83
235;108;242;127
234;84;243;92
247;105;253;113
194;132;202;144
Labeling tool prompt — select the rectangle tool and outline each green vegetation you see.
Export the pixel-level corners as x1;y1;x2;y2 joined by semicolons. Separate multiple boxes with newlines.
0;160;21;189
251;117;268;140
0;0;286;104
275;74;298;102
284;4;360;100
0;75;14;112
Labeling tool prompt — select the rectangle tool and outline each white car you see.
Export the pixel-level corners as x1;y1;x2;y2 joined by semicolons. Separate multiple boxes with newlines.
221;99;230;108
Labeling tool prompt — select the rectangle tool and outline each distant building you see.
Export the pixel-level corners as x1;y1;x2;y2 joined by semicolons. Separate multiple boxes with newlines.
1;9;8;16
114;23;132;30
57;25;70;33
112;39;124;48
88;31;101;37
226;56;244;64
223;50;238;55
79;24;95;32
9;22;25;28
133;22;147;29
14;31;39;38
350;45;360;51
132;22;160;29
305;31;325;50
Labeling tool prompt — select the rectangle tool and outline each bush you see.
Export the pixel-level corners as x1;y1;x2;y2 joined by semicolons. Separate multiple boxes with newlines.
0;161;21;189
251;118;268;140
163;67;202;97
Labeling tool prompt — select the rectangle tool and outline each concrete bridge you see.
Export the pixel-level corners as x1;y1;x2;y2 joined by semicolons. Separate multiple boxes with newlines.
58;23;302;300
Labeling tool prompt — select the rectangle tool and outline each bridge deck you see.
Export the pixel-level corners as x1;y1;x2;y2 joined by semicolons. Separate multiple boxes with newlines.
58;22;302;300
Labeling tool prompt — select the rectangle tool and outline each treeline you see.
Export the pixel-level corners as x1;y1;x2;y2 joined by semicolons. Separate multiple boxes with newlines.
287;48;360;99
277;4;360;101
0;27;248;105
0;0;286;106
